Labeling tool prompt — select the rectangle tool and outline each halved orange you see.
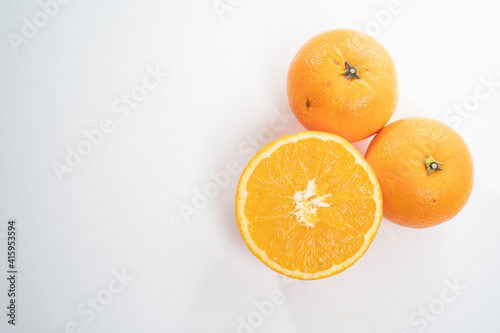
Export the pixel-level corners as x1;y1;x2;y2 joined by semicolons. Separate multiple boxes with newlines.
235;131;382;280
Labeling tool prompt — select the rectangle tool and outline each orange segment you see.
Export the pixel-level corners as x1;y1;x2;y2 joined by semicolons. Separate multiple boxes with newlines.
235;131;383;280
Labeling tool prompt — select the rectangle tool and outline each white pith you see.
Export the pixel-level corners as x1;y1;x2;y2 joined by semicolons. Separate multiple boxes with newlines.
293;180;331;227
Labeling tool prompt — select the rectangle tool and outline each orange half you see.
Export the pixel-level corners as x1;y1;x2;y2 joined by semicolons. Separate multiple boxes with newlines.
235;131;382;280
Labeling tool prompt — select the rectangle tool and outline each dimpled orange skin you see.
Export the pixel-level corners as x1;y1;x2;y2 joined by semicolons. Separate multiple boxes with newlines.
365;117;474;228
287;29;398;142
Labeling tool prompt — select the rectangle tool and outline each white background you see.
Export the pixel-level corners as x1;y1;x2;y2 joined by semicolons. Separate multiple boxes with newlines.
1;0;500;332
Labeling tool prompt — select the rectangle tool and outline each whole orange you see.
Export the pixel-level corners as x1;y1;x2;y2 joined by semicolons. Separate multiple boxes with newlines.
365;117;474;228
287;29;398;142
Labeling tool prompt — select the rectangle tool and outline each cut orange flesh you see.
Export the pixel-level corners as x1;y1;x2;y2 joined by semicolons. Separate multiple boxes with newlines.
235;131;382;280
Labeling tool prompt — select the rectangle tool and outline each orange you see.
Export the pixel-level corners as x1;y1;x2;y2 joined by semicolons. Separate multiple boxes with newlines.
365;117;474;228
235;131;383;280
287;29;398;142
